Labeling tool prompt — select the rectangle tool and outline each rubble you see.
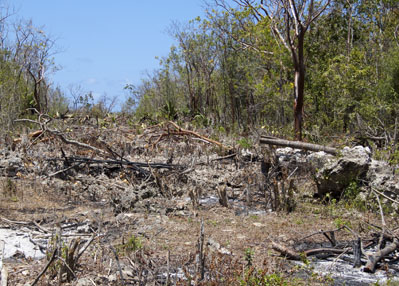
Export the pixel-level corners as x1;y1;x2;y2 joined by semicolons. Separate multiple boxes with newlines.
0;119;397;285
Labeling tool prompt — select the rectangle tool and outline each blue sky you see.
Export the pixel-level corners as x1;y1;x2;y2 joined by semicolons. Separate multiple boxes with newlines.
10;0;209;107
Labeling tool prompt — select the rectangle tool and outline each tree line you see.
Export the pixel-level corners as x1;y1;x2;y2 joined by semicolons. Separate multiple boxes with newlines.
1;0;398;147
125;0;399;143
0;4;116;133
0;4;69;131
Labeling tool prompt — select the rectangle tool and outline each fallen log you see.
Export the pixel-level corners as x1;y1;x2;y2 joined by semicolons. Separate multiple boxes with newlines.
271;241;302;260
271;241;352;260
260;136;338;155
364;238;399;273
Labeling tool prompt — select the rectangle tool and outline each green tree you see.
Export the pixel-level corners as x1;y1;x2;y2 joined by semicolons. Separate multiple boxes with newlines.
216;0;330;140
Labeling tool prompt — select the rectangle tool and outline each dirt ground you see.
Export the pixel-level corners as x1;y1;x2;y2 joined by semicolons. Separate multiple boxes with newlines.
0;121;395;285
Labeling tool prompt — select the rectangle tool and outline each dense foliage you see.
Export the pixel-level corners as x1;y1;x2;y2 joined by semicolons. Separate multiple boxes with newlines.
125;0;399;144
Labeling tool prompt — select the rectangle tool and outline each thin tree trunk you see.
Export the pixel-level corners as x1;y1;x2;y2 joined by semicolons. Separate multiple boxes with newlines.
33;82;42;113
229;79;236;128
346;0;353;57
185;64;195;114
293;35;305;141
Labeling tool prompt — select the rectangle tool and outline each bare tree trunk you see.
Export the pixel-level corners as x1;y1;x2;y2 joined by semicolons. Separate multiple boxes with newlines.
346;0;353;57
185;64;196;114
33;81;42;113
229;80;236;128
293;36;305;141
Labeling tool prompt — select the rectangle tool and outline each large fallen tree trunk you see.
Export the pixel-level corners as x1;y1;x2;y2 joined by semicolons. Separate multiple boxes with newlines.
260;136;338;155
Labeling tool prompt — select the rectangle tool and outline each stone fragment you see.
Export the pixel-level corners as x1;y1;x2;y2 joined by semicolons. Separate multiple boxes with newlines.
76;278;93;286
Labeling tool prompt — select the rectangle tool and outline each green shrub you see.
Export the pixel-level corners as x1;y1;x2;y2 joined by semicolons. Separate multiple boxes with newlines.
117;234;143;255
237;138;252;149
240;269;288;286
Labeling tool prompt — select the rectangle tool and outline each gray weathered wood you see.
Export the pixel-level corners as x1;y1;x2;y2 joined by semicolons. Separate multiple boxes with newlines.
260;136;338;155
353;237;362;268
364;238;399;273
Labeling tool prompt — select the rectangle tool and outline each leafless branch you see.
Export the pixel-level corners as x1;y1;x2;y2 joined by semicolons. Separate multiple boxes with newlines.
30;249;57;286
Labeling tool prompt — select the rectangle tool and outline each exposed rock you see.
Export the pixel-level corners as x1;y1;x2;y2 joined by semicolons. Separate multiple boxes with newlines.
108;273;117;282
241;148;261;161
367;160;393;189
0;228;45;260
276;147;307;165
0;154;24;177
110;186;139;214
207;238;232;255
315;146;371;198
276;147;309;175
273;146;398;202
76;278;94;286
367;159;399;202
306;151;335;171
275;147;336;176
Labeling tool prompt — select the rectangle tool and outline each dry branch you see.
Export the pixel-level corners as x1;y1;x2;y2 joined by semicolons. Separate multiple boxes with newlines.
271;241;302;260
305;248;351;257
30;248;57;286
15;117;108;156
353;237;362;268
260;136;337;155
75;234;96;264
13;130;44;144
150;121;231;150
197;219;205;281
364;238;399;273
274;222;399;274
168;121;230;149
49;156;181;170
110;246;125;286
217;186;229;208
362;190;399;273
272;241;353;260
211;153;236;161
48;156;182;178
0;267;7;286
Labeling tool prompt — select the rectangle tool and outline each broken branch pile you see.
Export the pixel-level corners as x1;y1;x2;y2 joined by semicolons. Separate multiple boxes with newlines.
272;225;399;273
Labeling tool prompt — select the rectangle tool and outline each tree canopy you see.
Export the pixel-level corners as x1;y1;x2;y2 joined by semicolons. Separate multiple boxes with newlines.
126;0;399;144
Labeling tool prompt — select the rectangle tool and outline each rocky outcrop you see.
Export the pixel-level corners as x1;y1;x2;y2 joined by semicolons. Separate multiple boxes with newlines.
367;159;399;200
276;147;335;176
315;146;371;198
274;145;397;200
